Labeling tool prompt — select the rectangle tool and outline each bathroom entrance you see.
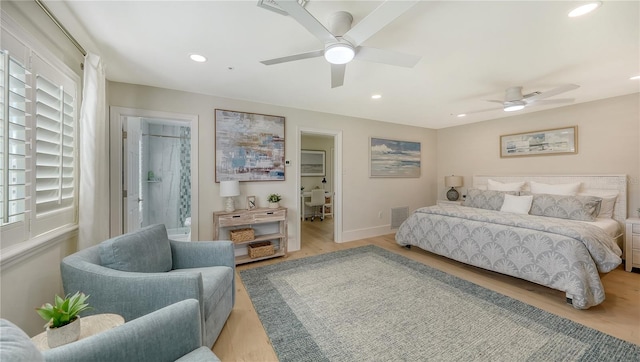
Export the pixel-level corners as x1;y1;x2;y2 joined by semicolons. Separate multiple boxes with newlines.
109;107;199;241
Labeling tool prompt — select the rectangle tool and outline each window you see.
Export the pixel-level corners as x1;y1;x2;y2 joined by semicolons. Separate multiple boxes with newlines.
1;22;79;249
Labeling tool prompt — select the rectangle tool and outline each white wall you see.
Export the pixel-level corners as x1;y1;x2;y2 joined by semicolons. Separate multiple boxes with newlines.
107;82;438;246
437;93;640;215
301;135;333;192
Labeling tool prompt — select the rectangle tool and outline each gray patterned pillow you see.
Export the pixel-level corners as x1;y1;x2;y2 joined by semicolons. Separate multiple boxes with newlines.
529;193;602;221
463;189;517;211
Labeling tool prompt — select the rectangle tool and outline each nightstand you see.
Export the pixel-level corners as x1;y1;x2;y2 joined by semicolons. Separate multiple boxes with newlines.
437;200;463;206
625;218;640;272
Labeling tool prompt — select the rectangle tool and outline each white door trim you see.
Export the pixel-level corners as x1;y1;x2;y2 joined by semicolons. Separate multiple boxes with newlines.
109;106;199;239
295;126;343;251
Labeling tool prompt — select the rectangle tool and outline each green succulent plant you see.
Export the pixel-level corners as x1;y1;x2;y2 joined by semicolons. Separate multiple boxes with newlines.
267;194;282;203
36;292;91;328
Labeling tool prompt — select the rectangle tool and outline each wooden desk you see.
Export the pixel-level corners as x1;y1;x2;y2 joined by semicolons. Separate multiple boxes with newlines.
31;314;124;350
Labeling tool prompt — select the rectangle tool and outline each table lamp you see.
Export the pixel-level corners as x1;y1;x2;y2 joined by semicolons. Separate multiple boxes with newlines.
444;175;463;201
220;180;240;212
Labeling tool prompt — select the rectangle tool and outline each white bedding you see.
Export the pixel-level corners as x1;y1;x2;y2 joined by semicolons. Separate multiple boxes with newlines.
580;218;622;239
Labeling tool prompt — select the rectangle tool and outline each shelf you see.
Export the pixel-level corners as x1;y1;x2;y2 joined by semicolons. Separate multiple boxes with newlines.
232;232;285;245
235;248;286;265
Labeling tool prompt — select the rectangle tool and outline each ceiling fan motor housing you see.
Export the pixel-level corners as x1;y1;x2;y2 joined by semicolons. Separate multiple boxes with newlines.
328;11;353;36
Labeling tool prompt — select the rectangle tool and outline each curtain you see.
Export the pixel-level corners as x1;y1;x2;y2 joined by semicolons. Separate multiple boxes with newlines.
78;53;109;249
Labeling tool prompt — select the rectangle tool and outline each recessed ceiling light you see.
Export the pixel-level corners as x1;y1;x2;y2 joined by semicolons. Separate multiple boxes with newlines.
630;75;640;80
568;2;602;17
371;94;382;99
189;54;207;62
456;114;466;118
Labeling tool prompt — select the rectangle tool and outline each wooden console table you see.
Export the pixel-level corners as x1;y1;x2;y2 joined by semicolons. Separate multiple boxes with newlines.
213;207;288;265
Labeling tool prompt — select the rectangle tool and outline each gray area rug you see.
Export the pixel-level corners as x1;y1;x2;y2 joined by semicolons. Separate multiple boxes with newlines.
240;245;639;361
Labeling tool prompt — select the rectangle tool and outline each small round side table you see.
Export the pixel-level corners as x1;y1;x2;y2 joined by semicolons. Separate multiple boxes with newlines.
31;313;124;351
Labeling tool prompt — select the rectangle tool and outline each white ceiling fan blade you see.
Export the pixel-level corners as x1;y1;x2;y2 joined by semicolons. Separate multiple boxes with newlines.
526;84;579;101
526;98;575;106
331;63;346;88
461;107;502;115
260;49;324;65
487;100;504;104
354;46;420;68
275;0;337;44
342;0;419;47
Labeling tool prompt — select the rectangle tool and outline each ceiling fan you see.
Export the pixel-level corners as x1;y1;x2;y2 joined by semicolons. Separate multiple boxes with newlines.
260;0;422;88
462;84;580;115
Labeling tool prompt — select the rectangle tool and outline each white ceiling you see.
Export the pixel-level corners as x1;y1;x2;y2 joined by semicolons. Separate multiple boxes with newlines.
48;1;639;129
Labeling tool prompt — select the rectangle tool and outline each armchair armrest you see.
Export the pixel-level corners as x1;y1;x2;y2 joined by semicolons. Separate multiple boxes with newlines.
42;299;218;362
170;240;235;269
61;258;205;322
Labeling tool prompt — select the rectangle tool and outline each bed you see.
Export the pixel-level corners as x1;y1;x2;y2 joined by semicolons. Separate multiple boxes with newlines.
396;175;627;309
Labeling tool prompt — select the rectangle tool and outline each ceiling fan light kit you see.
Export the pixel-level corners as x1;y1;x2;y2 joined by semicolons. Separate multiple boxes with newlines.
324;43;355;64
504;101;526;112
462;84;580;115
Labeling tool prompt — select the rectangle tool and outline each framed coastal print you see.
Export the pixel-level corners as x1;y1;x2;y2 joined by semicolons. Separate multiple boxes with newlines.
500;126;577;158
215;109;285;182
369;137;421;178
300;150;325;177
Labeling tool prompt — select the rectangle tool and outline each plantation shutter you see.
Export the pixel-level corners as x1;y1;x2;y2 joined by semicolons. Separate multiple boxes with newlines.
34;73;75;214
0;50;30;246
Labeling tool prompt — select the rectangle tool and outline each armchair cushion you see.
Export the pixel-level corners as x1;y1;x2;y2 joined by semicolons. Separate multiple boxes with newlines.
99;224;172;272
170;266;233;320
0;320;44;362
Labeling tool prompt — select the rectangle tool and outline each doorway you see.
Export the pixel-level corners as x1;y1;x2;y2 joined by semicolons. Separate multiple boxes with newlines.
297;127;342;249
109;107;199;240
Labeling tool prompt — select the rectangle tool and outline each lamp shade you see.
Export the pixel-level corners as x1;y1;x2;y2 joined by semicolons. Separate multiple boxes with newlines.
219;180;240;197
444;176;463;188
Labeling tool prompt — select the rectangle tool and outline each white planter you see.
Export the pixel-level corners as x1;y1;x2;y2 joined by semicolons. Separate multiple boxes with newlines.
47;317;81;348
268;202;279;209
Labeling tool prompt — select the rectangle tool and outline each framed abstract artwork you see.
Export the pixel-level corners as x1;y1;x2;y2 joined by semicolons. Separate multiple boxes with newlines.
500;126;577;158
300;150;325;177
369;137;421;178
215;109;285;182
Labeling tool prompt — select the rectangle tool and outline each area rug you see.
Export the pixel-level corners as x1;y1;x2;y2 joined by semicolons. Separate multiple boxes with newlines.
240;245;639;362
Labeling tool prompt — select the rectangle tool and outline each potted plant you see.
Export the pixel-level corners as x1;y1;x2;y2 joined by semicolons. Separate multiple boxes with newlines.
267;193;282;209
36;292;91;348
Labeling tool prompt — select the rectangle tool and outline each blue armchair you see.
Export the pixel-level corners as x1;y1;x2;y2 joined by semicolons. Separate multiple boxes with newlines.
0;299;220;362
60;224;234;348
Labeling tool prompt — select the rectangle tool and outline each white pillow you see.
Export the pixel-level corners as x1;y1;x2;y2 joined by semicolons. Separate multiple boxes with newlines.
579;191;618;218
530;181;581;196
487;179;525;192
500;194;533;214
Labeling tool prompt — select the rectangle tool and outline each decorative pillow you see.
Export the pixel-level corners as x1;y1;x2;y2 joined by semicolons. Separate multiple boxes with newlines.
487;179;525;192
529;194;602;221
463;189;517;211
530;181;581;196
0;320;44;362
578;191;618;219
500;194;533;214
99;224;172;272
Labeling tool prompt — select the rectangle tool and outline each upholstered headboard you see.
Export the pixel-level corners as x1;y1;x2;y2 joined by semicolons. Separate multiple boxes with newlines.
473;175;628;231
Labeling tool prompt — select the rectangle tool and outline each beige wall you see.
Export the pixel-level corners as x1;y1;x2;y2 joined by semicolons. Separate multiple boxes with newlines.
437;93;640;214
107;82;438;246
301;135;333;192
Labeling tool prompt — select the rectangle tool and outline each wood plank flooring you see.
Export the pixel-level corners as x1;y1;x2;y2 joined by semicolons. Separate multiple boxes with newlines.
213;219;640;361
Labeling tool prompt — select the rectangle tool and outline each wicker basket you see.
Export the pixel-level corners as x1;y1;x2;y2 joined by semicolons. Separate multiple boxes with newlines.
230;228;255;243
247;241;275;259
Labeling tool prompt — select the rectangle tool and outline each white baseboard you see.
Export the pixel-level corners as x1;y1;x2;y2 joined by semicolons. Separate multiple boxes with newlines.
340;224;394;243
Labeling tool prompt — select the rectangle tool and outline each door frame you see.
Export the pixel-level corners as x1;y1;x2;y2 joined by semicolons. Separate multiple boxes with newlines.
109;106;199;239
296;126;343;250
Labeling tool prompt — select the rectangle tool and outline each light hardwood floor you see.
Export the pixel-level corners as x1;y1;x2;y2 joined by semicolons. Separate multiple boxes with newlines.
213;219;640;361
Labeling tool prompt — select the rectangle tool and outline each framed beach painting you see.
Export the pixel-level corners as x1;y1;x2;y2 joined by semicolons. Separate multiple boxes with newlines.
300;150;325;177
215;109;285;182
369;137;421;178
500;126;577;158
